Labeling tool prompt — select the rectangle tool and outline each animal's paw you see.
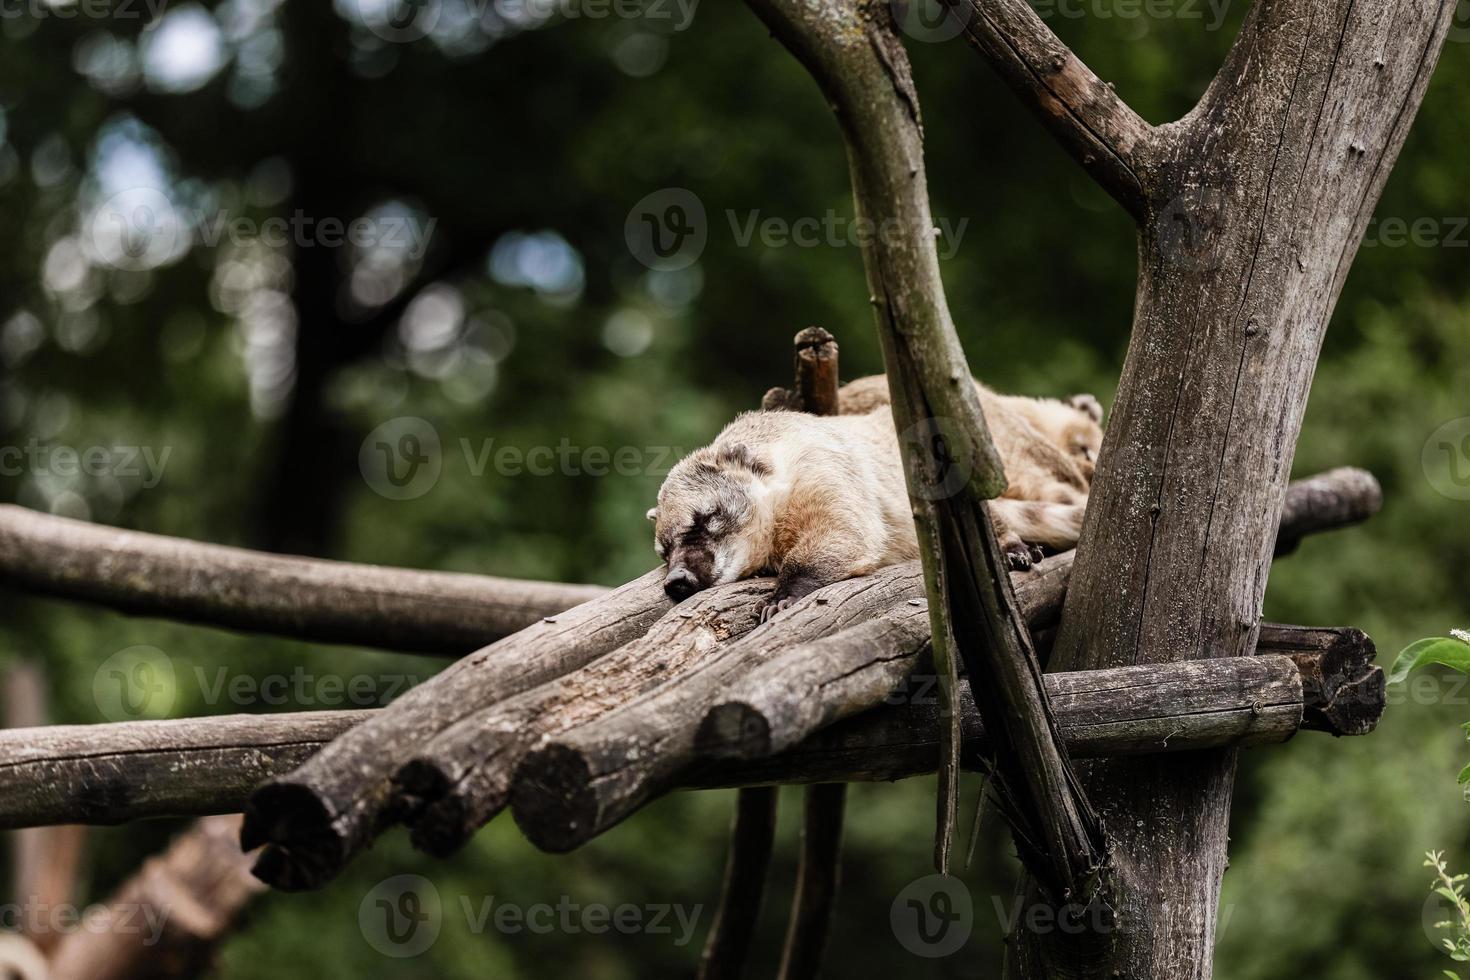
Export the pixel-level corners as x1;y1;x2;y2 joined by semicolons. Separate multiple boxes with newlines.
1003;542;1032;571
756;596;797;622
1003;542;1045;571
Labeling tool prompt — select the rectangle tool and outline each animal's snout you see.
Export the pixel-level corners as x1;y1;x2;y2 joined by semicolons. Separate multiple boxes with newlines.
663;566;700;601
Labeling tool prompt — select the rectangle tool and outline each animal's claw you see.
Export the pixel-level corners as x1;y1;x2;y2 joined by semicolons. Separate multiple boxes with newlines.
756;596;796;622
1003;544;1033;571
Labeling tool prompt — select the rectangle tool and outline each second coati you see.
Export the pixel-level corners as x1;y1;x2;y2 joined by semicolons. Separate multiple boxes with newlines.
649;375;1104;620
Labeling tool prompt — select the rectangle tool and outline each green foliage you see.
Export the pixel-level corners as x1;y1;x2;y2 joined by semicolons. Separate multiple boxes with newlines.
1393;635;1470;686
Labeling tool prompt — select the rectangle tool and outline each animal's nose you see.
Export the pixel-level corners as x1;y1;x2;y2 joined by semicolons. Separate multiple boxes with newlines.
663;567;699;601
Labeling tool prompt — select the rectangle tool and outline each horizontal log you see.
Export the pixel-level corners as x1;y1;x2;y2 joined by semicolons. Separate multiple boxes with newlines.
0;505;606;656
518;655;1307;850
0;713;367;829
700;622;1381;763
0;469;1377;655
511;620;1381;852
0;655;1324;830
1272;467;1383;557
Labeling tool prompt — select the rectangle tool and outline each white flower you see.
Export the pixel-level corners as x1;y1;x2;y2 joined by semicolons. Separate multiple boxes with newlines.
1452;628;1470;646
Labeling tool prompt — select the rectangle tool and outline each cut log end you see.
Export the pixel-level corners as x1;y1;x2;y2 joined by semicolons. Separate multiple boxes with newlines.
695;703;772;759
510;744;599;854
408;795;474;859
240;783;346;892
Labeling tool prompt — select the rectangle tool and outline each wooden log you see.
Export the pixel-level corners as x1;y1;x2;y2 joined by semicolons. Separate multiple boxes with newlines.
0;651;1357;830
393;579;773;858
47;814;264;980
776;784;845;980
515;654;1307;851
0;504;607;655
399;566;926;857
1272;467;1384;557
0;712;367;829
240;568;671;890
498;562;1059;854
697;786;779;980
701;623;1381;763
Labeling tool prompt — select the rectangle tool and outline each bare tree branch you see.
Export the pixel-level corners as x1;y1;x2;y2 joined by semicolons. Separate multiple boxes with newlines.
946;0;1155;220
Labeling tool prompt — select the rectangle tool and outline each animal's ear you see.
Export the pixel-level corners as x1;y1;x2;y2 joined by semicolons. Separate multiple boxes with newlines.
646;507;658;522
717;443;771;476
1066;393;1103;424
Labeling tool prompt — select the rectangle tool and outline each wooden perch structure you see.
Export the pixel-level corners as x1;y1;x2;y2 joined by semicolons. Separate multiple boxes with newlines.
0;504;605;655
0;639;1377;830
0;468;1380;840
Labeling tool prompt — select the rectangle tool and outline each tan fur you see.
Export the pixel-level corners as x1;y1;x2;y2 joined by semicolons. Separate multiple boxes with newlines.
651;375;1104;616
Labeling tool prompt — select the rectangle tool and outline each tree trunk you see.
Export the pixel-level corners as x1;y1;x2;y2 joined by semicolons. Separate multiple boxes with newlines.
1017;0;1456;975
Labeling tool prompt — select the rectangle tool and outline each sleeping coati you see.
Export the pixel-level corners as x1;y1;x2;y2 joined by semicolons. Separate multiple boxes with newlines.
648;374;1104;620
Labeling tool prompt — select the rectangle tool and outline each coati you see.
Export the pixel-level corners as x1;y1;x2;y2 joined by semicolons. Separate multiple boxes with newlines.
649;375;1104;620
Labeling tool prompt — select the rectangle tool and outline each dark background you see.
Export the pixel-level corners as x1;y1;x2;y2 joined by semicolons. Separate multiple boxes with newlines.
1;1;1467;976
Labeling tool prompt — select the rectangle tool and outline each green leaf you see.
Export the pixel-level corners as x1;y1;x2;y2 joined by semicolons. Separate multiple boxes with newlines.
1460;762;1470;785
1388;637;1470;685
1444;970;1461;980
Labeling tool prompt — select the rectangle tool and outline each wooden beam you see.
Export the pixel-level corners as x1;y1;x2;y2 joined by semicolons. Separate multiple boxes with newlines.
0;649;1370;831
0;505;606;655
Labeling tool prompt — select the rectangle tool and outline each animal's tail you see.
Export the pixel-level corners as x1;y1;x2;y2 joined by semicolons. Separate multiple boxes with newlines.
989;499;1085;550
